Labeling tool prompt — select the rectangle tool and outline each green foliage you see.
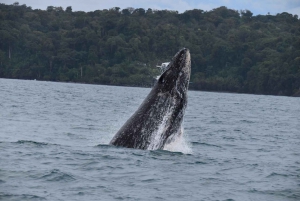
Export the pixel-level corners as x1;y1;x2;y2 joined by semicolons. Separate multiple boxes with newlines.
0;3;299;96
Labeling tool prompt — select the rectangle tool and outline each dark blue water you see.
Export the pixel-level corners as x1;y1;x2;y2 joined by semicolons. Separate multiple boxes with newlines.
0;78;299;201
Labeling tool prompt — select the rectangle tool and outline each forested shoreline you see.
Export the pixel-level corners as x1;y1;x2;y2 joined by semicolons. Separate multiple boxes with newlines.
0;3;300;96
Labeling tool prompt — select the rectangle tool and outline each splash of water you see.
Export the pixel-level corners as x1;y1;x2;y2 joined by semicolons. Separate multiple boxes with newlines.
163;127;193;154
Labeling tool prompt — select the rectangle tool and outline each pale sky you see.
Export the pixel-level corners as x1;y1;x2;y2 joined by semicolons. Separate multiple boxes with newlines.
1;0;300;16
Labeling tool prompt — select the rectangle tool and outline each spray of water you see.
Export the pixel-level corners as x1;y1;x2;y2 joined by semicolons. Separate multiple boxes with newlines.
163;126;193;154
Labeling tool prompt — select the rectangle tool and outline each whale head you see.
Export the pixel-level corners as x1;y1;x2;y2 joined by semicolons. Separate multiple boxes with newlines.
157;48;191;97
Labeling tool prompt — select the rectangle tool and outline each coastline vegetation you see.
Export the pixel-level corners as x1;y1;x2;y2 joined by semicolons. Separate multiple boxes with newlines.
0;3;299;96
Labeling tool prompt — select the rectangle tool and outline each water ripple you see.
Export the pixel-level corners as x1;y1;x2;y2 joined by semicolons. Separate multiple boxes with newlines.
1;79;299;201
39;169;76;182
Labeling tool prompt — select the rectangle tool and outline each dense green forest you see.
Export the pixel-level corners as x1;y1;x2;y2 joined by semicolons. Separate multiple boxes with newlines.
0;3;300;96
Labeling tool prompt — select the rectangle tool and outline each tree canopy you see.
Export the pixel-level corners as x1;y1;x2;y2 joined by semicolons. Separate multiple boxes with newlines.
0;3;299;96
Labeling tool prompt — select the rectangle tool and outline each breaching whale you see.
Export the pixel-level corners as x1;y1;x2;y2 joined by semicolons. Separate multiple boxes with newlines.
110;48;191;150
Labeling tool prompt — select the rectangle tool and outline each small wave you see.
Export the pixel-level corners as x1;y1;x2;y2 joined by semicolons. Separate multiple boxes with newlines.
191;141;221;148
131;152;144;157
39;169;75;182
194;161;207;165
185;160;207;165
266;172;289;178
72;126;98;131
240;119;255;123
150;149;184;156
223;136;236;140
209;120;223;124
258;148;271;152
102;154;120;160
77;192;85;196
249;188;299;199
0;193;46;200
141;178;157;183
95;144;112;149
16;140;48;146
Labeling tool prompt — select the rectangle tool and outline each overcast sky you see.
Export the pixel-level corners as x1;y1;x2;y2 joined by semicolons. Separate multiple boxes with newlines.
2;0;300;16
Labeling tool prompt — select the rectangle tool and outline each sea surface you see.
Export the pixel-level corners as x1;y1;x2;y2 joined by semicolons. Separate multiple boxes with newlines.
0;78;299;201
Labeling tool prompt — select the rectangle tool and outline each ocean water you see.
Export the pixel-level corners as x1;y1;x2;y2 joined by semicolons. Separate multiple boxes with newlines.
0;78;299;201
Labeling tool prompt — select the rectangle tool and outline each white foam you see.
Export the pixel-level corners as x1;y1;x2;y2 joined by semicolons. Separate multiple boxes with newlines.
163;127;193;154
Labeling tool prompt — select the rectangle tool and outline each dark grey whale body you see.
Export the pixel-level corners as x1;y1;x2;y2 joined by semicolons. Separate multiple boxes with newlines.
110;48;191;150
